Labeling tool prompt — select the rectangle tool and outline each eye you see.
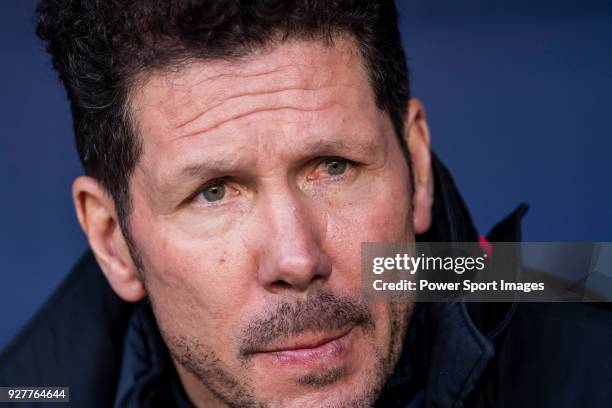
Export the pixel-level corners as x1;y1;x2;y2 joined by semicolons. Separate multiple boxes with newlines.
200;182;226;202
324;158;349;176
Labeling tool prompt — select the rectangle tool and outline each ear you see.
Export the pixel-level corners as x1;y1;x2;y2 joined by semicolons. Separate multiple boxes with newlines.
403;98;433;234
72;176;146;302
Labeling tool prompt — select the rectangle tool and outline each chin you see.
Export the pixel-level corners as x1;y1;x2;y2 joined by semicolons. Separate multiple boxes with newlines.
251;346;390;408
256;376;384;408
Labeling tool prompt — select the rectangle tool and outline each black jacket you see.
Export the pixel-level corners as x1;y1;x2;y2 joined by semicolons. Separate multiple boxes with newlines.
1;155;611;408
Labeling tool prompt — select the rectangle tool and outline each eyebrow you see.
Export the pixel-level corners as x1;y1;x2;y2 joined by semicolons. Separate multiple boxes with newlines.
303;138;383;157
172;136;384;182
176;156;244;180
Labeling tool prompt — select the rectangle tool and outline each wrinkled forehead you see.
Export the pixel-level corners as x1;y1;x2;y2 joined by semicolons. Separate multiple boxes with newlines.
129;35;372;143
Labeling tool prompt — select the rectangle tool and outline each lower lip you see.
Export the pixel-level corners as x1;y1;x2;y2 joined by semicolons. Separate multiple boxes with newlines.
259;327;356;367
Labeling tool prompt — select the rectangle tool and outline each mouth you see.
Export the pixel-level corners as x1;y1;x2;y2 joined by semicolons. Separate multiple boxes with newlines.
253;326;356;366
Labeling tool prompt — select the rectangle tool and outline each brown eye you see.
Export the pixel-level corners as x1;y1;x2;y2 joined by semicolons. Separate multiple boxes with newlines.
324;158;348;176
201;183;226;202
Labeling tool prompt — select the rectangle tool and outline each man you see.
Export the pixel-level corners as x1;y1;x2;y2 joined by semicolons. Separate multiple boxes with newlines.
1;1;611;407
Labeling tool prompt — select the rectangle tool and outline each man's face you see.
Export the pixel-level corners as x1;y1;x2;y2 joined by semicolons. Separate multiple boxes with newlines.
127;37;415;407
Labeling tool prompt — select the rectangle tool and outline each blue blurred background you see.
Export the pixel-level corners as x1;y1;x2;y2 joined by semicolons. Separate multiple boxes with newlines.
1;0;611;349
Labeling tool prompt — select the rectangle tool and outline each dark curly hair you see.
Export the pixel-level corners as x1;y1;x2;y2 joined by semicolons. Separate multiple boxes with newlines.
36;0;410;234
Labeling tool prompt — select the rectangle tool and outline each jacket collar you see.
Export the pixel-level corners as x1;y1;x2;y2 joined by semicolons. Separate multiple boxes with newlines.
376;201;527;408
113;300;193;408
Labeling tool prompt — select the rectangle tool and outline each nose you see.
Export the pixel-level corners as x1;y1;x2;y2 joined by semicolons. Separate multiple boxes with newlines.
254;188;331;293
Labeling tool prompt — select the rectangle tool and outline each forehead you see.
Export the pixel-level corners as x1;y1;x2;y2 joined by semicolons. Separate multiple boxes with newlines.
128;36;385;193
130;36;373;141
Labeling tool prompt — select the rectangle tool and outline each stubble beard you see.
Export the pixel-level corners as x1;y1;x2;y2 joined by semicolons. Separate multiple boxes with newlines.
150;289;412;408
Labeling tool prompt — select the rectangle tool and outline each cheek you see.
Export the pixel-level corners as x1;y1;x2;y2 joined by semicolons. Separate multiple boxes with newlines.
322;161;412;288
360;184;411;240
332;150;411;240
134;221;254;354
